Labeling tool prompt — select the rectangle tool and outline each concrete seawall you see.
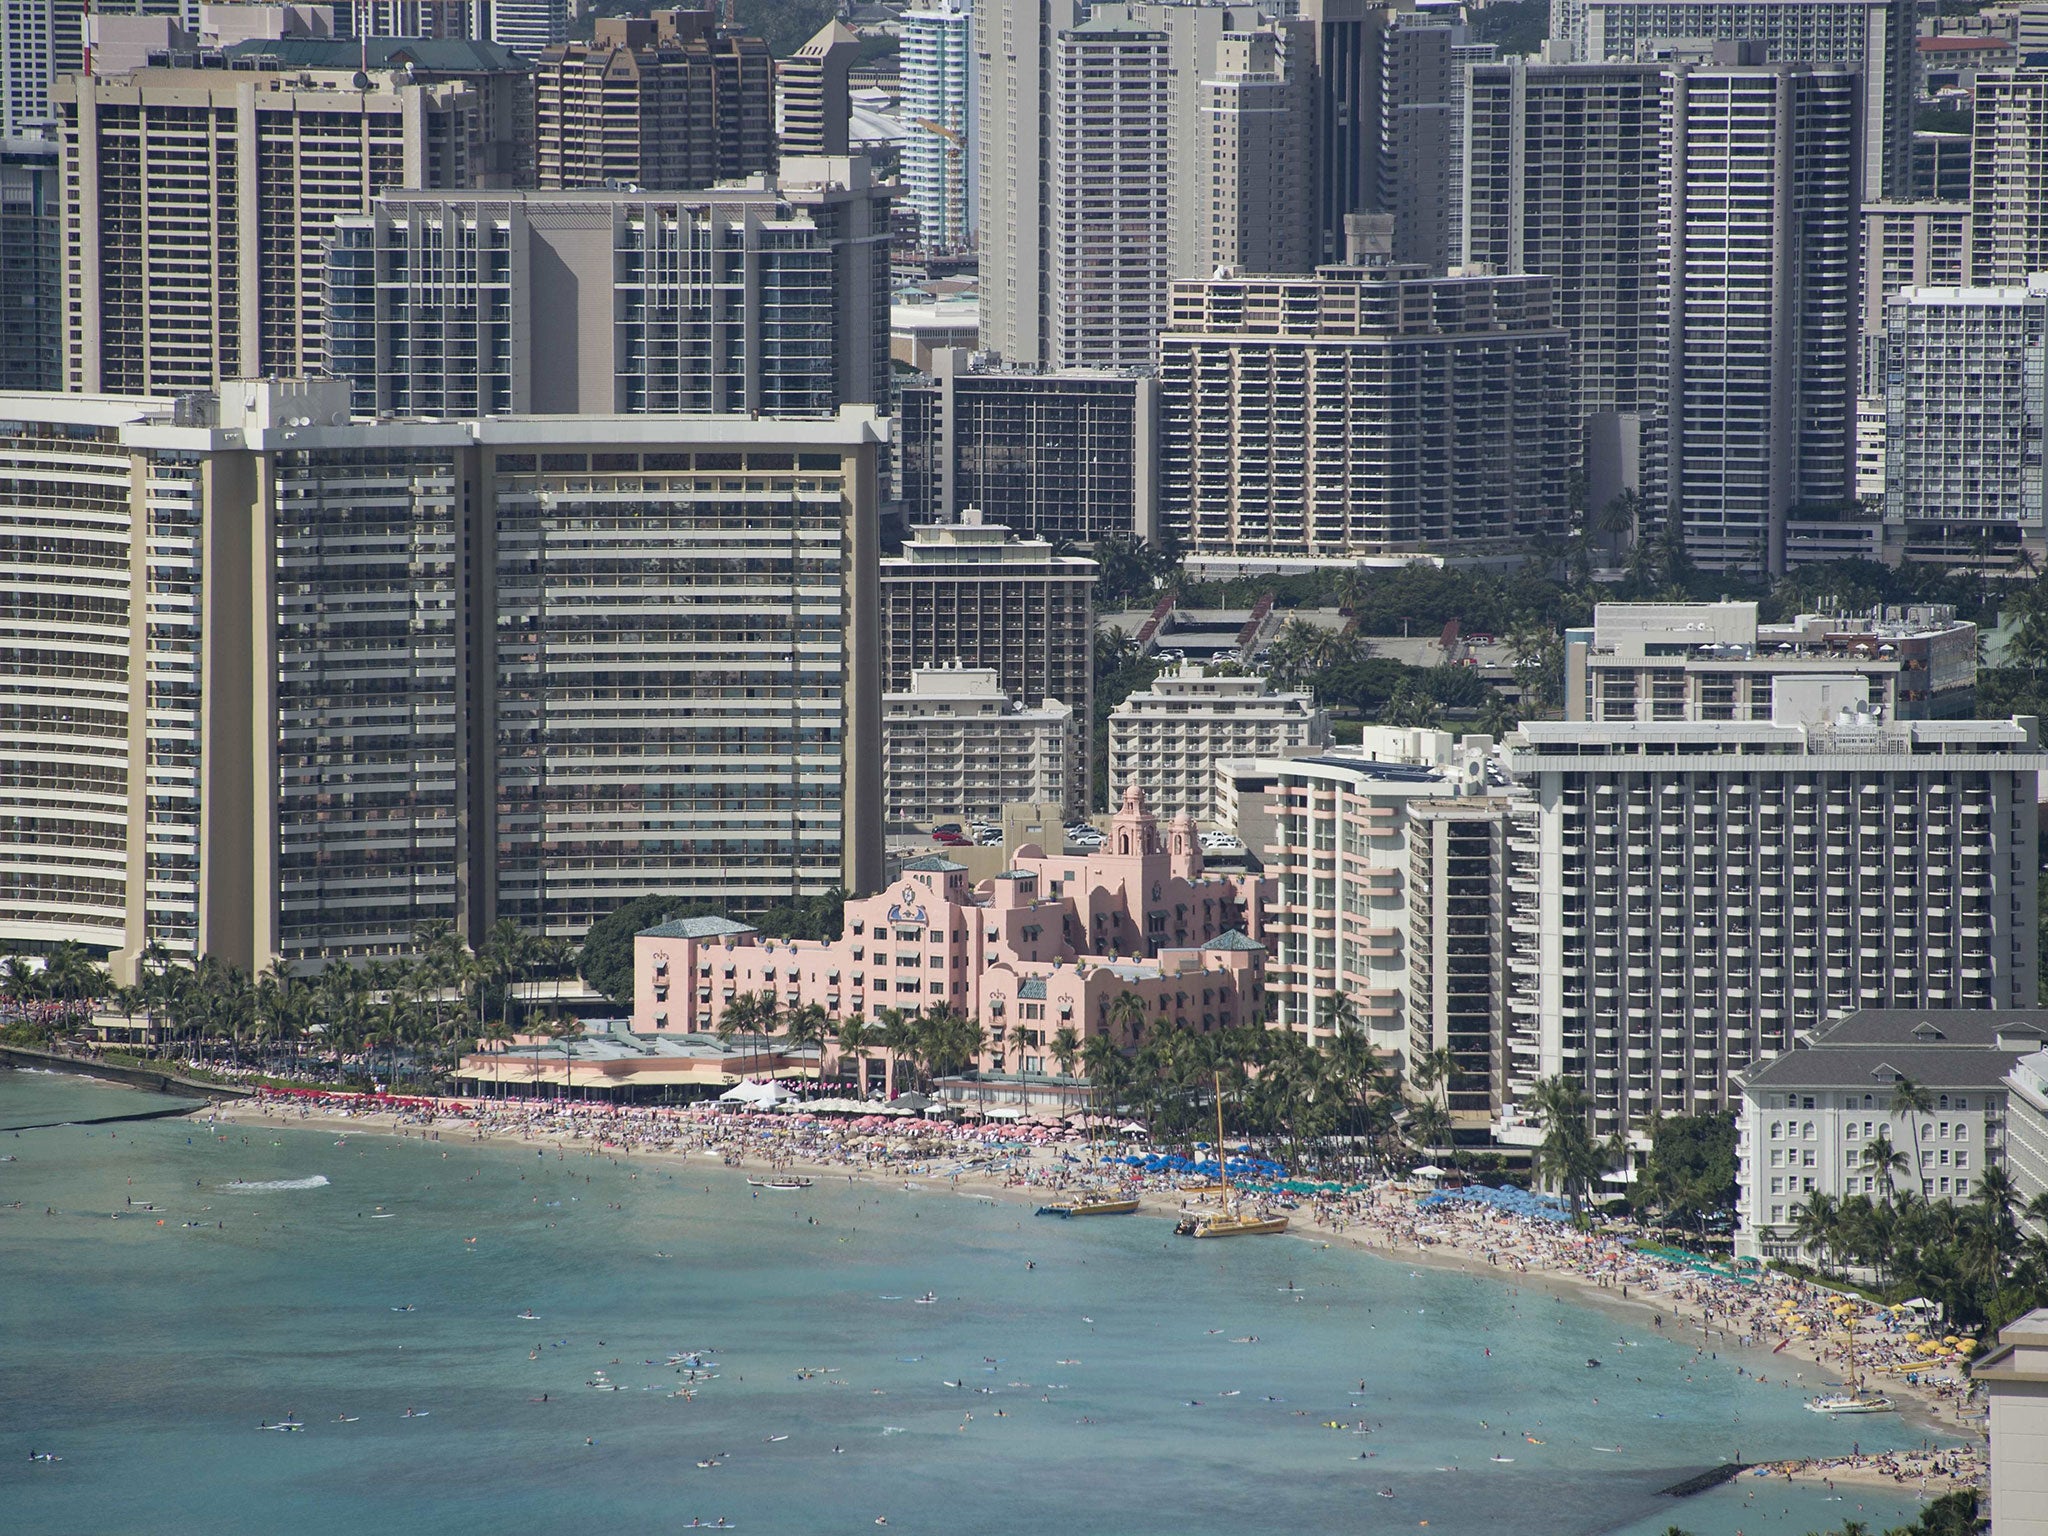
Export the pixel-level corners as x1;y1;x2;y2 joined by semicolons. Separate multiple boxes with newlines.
0;1044;251;1103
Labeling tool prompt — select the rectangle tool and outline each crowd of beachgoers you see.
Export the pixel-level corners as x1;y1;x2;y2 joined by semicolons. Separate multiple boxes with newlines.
1754;1443;1986;1495
214;1085;1992;1485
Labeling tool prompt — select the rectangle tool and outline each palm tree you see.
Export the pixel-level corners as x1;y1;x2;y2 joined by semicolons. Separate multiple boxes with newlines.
1529;1075;1606;1224
1048;1025;1081;1079
1891;1074;1934;1172
1081;1033;1131;1121
1107;989;1147;1047
1861;1131;1911;1205
717;991;771;1062
1411;1044;1461;1113
877;1006;921;1093
834;1014;875;1093
2023;1190;2048;1239
550;1017;586;1099
1407;1099;1453;1154
782;1002;831;1080
1790;1191;1841;1274
479;1017;515;1099
1970;1165;2023;1266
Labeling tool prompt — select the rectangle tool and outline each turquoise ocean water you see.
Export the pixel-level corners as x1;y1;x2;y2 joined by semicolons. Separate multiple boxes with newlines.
0;1071;1947;1536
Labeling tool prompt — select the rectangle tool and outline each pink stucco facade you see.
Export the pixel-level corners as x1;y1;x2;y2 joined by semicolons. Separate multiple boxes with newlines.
630;789;1273;1081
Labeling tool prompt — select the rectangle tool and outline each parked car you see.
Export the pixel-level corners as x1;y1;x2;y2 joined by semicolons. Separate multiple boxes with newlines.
933;829;971;846
933;823;962;835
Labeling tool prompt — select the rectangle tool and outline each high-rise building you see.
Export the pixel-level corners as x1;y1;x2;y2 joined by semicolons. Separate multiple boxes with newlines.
879;510;1099;795
58;62;484;396
1650;54;1859;573
899;0;972;252
0;134;59;390
1971;69;2048;286
2;0;60;135
975;0;1084;367
486;0;566;60
534;8;773;191
0;380;887;972
1881;279;2048;568
215;36;537;189
882;667;1076;825
1462;60;1662;507
976;0;1314;367
776;19;857;156
1498;715;2044;1139
1158;264;1574;559
1045;6;1169;369
1860;202;1974;386
896;347;1156;544
1555;0;1916;201
326;165;893;418
1109;665;1328;824
1242;736;1499;1077
1296;0;1384;264
1377;15;1461;269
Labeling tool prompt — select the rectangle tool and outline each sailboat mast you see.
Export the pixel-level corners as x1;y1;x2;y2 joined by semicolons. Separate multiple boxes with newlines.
1215;1070;1229;1213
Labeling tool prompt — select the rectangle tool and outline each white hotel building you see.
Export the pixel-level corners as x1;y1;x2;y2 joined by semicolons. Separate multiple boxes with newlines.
1734;1010;2048;1259
1500;712;2043;1140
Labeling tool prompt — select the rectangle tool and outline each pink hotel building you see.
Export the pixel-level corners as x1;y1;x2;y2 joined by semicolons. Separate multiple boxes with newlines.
631;789;1273;1085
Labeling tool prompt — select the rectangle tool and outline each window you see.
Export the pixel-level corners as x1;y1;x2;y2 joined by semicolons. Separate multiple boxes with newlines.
1955;1150;1969;1169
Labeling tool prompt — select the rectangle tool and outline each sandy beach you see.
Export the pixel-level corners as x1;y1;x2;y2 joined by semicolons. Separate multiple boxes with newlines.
196;1087;1991;1474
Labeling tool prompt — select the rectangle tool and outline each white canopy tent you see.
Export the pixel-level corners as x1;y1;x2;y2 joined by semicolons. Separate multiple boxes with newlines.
718;1080;797;1109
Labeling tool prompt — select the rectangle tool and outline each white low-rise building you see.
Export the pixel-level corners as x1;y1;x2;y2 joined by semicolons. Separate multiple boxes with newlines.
1733;1009;2048;1260
1108;663;1327;823
882;667;1074;827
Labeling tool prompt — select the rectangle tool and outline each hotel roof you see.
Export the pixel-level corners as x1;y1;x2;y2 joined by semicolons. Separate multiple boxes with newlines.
636;916;758;940
900;855;968;872
1203;930;1266;952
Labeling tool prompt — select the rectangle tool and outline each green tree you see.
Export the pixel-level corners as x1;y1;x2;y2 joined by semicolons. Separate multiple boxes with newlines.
1637;1111;1738;1234
1107;989;1148;1046
1049;1024;1082;1079
1861;1131;1911;1205
579;895;721;1005
1529;1075;1608;1223
1791;1191;1841;1275
834;1013;875;1092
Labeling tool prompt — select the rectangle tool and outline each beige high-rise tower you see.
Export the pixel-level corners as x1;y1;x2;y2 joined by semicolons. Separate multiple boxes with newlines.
58;63;483;396
975;0;1314;368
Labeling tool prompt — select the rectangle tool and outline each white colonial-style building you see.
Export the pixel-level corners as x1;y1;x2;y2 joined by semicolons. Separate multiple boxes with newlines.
1733;1009;2048;1259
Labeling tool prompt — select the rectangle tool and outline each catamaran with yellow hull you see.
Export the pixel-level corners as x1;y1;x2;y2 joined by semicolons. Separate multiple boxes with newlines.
1173;1073;1288;1238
